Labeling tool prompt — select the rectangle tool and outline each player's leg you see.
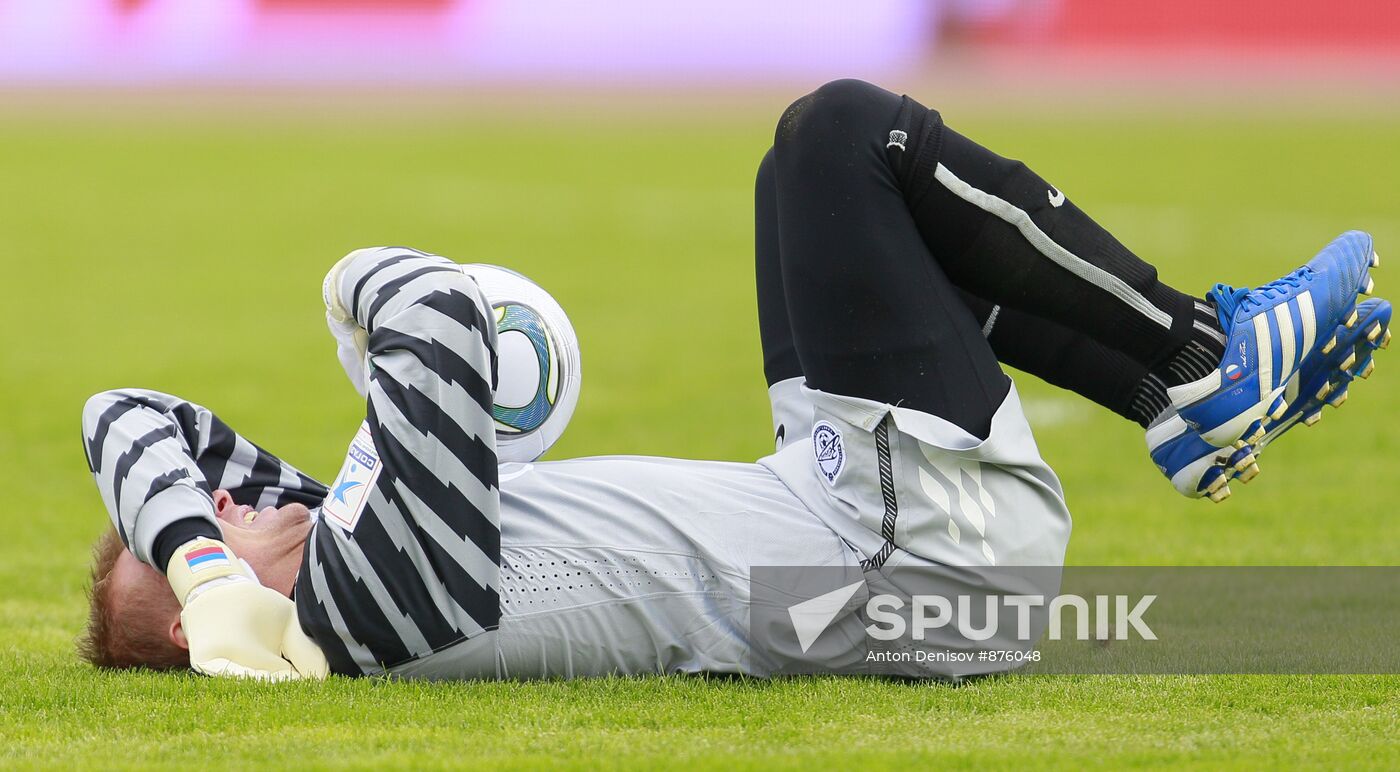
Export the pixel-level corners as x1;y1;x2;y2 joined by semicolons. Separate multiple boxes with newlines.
765;132;1286;504
755;147;824;451
775;80;1222;393
962;289;1394;501
760;142;1236;499
956;293;1258;499
958;293;1164;424
769;93;1009;440
758;141;1156;433
755;147;802;390
768;97;1071;572
779;80;1377;450
763;83;1227;508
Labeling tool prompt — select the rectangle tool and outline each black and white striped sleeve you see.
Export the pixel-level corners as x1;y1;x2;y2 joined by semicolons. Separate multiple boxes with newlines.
295;248;501;676
81;389;328;568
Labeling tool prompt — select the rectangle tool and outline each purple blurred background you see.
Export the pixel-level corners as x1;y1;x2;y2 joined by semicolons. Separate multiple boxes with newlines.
2;0;1397;87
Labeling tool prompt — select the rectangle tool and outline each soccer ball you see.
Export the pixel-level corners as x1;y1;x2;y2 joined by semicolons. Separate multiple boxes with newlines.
462;264;582;463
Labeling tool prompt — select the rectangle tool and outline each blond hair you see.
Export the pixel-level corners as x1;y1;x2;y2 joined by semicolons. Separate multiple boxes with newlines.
77;528;189;670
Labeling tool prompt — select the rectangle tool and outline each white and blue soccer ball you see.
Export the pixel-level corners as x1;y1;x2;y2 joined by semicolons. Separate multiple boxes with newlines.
462;264;581;463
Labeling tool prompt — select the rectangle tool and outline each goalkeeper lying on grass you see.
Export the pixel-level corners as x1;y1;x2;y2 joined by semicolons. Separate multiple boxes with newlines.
79;80;1391;680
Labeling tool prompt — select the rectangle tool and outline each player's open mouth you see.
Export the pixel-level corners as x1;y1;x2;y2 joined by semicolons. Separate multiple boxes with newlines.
216;504;260;527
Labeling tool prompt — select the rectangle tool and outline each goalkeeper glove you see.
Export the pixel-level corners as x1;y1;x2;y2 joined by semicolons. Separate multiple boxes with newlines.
323;250;372;397
167;538;329;681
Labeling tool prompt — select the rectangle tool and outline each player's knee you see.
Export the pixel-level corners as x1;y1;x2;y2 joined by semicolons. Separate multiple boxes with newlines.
755;146;775;192
812;78;889;110
998;158;1031;186
774;78;892;150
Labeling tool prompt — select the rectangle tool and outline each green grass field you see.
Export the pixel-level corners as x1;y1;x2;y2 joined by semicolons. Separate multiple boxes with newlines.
0;92;1396;769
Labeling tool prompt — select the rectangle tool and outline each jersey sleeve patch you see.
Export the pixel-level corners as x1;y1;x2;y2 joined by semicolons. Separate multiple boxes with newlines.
322;421;383;532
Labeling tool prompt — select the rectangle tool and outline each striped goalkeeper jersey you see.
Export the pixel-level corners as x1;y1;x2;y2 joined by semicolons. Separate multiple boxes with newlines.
82;248;503;675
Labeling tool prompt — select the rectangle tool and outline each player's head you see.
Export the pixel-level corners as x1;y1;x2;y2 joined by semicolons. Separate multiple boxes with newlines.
78;491;313;670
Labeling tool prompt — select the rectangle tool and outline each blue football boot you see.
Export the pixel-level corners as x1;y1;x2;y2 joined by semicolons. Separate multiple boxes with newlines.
1149;297;1391;502
1169;231;1378;448
1259;297;1391;439
1146;411;1254;502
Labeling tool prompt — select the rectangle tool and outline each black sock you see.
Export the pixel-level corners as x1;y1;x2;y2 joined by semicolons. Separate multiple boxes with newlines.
1149;300;1227;388
1127;372;1172;428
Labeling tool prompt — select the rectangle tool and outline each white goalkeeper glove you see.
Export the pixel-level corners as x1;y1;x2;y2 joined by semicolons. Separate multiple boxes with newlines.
323;251;372;397
167;538;329;681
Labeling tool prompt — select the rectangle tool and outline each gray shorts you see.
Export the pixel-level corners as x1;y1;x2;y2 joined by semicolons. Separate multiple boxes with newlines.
759;376;1072;571
388;377;1070;681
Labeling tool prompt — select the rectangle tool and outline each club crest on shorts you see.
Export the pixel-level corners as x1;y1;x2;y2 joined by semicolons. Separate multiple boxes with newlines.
812;421;845;484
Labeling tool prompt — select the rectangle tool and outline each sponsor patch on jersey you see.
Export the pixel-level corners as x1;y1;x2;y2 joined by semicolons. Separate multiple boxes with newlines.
322;421;382;532
184;544;230;573
813;420;845;485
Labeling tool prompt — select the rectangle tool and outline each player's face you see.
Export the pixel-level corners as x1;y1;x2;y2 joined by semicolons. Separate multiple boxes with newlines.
106;491;315;660
208;490;314;597
111;491;314;620
212;489;313;540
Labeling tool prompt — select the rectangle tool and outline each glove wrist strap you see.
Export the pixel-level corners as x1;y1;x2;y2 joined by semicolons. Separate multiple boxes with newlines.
166;538;244;606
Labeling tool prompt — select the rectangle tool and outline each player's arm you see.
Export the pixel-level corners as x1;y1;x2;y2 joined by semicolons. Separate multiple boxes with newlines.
82;388;326;565
322;246;500;537
81;389;327;679
83;389;225;567
306;248;501;672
